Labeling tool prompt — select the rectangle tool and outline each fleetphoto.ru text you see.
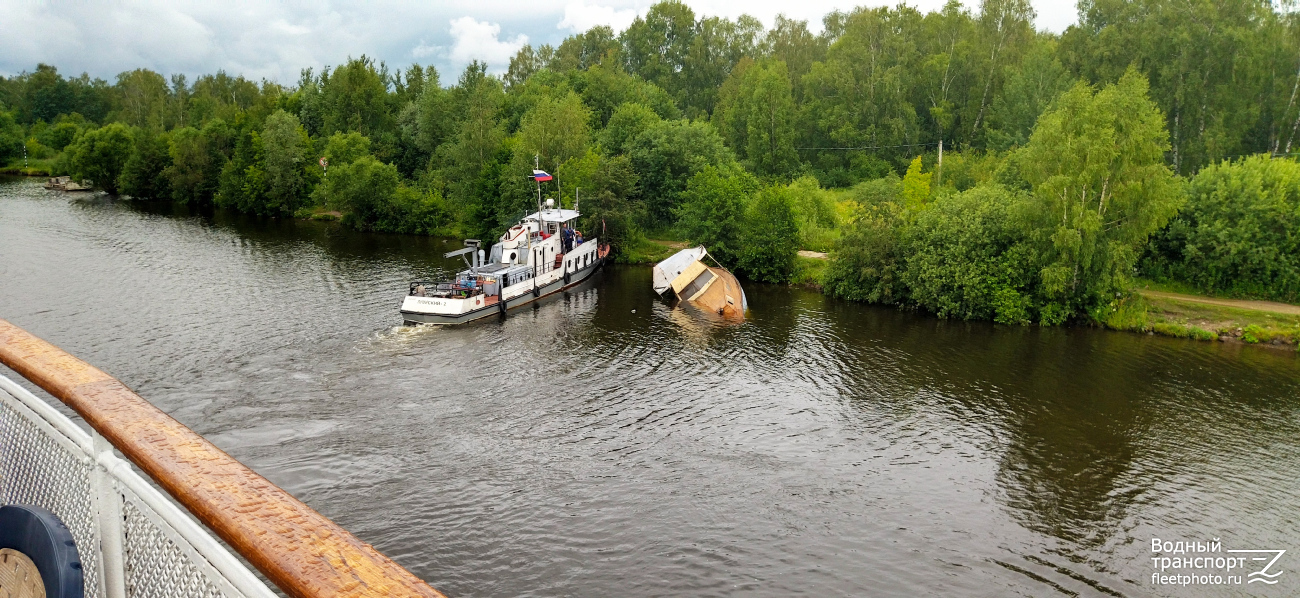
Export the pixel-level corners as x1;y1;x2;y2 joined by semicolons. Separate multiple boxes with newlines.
1151;538;1286;588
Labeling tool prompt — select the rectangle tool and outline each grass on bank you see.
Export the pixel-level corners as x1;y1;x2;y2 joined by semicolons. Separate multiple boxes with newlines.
615;237;682;264
792;255;828;288
1;157;61;176
1099;293;1300;348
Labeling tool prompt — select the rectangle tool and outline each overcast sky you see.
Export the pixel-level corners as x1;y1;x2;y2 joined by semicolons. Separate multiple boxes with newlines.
0;0;1079;85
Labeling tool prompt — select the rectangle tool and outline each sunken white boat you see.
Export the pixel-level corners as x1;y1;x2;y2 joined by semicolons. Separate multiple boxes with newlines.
653;246;747;321
401;201;609;324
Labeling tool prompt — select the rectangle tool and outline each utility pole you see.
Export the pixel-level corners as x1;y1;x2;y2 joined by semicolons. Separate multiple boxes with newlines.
936;139;943;188
319;157;328;207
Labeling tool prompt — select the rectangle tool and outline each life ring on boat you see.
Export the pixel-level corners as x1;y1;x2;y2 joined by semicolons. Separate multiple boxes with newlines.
0;505;83;598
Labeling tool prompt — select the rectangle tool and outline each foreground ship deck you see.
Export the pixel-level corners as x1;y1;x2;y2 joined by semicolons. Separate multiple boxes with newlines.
0;319;446;598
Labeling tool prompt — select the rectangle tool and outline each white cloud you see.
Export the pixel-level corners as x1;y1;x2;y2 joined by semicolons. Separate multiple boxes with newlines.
448;17;527;71
558;1;641;33
411;41;442;60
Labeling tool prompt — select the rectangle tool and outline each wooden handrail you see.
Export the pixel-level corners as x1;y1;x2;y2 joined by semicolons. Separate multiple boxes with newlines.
0;319;447;598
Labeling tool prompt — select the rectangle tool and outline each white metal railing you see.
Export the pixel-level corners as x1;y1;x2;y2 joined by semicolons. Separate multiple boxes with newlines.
0;373;277;598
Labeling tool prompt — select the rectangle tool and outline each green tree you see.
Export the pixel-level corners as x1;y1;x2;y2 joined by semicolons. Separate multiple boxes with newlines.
761;16;828;101
322;155;399;229
901;156;932;209
600;103;661;155
215;124;267;213
261;110;310;213
986;39;1072;149
505;44;555;89
712;57;754;153
739;185;800;282
520;91;591;169
447;63;506;179
413;68;451;154
0;110;23;165
1060;0;1288;173
901;184;1038;323
801;7;922;179
787;176;840;252
117;128;172;199
741;61;798;176
680;14;763;117
967;0;1036;139
69;122;133;193
164;119;232;205
319;57;395;138
553;26;622;73
310;131;373;207
571;62;680;128
676;165;756;266
621;1;697;104
1019;70;1184;322
1143;155;1300;301
36;120;81;151
114;69;169;128
914;2;977;149
626;119;735;228
822;175;909;303
322;131;372;166
559;150;642;251
22;64;73;124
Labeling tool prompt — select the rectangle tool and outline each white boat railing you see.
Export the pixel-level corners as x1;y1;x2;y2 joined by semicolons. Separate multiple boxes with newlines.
0;373;277;598
0;319;446;598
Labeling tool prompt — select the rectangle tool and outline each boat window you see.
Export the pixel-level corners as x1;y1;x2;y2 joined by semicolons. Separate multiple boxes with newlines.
680;269;716;299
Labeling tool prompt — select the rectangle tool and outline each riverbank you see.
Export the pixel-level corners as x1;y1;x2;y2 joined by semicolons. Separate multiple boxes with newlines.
0;161;56;176
744;246;1299;350
1099;288;1300;350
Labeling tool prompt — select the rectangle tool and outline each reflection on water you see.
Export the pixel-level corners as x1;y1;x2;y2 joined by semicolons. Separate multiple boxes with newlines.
3;178;1299;597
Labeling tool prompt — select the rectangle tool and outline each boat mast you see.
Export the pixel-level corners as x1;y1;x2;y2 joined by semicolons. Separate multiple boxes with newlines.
534;154;545;229
532;156;542;292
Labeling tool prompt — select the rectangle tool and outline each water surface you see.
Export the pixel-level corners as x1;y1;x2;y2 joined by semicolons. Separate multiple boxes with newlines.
2;178;1297;597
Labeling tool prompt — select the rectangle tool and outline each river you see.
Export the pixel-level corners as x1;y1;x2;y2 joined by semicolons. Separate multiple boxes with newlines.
2;177;1298;597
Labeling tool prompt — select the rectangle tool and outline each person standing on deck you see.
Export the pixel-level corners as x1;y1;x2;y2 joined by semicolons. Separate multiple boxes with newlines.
561;223;574;254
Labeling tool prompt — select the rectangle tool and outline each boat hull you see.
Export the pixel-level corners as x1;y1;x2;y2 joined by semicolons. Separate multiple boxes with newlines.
400;257;604;325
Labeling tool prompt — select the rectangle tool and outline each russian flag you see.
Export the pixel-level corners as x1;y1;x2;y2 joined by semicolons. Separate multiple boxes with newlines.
531;170;553;182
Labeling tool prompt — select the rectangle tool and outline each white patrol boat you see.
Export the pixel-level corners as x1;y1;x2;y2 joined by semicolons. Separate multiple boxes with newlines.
401;199;609;324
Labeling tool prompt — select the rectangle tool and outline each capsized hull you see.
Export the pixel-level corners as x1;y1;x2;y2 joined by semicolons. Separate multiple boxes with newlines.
654;246;746;322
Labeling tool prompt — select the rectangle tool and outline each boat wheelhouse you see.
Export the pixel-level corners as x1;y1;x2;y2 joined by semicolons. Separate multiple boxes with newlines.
401;203;609;324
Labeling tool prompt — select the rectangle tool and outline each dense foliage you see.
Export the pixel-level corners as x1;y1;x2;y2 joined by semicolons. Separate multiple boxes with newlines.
0;0;1296;305
1143;155;1300;301
823;72;1185;323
